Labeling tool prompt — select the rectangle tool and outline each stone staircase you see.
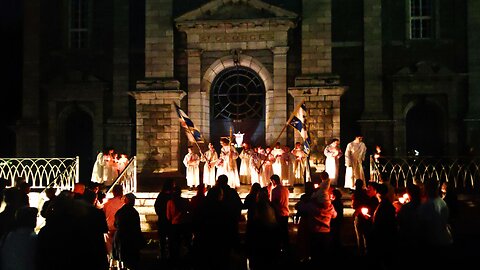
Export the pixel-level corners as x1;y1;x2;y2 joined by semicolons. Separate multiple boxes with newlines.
133;186;355;241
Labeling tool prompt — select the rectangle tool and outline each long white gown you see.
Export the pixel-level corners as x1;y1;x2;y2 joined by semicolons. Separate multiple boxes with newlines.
291;148;306;185
183;152;200;188
344;140;367;189
91;152;105;183
271;147;285;178
239;148;253;185
324;143;343;186
216;145;240;189
202;149;218;187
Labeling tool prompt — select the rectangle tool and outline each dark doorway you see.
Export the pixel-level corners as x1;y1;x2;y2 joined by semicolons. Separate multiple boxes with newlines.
406;100;445;156
64;110;93;183
210;66;265;149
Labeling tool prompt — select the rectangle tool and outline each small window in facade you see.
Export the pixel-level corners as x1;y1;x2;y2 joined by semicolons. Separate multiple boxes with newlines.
69;0;89;48
409;0;434;39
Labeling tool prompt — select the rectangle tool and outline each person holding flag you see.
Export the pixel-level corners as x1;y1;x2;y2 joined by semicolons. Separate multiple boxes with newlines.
288;101;312;183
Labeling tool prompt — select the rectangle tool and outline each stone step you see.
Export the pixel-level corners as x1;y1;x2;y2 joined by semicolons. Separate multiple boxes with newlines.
134;189;355;234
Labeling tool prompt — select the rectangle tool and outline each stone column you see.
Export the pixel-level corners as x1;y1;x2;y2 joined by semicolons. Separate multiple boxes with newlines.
145;0;174;78
130;82;184;174
466;0;480;155
107;0;132;154
186;48;206;143
301;0;332;75
362;0;383;117
17;0;41;156
268;46;289;145
359;0;393;153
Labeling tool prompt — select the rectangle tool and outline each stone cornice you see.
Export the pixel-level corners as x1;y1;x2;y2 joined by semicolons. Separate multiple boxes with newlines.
176;18;297;33
294;74;341;87
134;79;180;91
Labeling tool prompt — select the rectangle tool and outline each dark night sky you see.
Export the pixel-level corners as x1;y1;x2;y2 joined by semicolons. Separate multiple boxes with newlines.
0;0;22;156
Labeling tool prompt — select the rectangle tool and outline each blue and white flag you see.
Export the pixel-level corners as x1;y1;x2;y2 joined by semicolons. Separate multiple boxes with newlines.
174;103;204;143
289;102;311;154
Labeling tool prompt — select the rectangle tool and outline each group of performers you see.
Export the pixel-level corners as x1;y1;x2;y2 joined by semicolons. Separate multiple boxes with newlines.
183;138;309;190
91;149;130;186
184;135;368;191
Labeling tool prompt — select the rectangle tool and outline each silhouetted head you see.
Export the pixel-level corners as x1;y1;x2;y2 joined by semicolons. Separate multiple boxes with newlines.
216;174;229;187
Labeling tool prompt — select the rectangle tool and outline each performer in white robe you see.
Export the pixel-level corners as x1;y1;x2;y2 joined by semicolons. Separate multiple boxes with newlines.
183;146;200;188
249;147;262;186
344;135;367;190
271;142;285;178
116;154;129;174
281;146;296;186
201;143;218;187
239;143;253;185
261;147;274;187
216;138;240;189
91;151;105;183
291;142;307;185
324;138;343;186
103;149;118;186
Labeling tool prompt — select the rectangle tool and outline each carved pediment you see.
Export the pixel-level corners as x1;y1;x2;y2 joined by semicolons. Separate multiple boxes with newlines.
175;0;298;29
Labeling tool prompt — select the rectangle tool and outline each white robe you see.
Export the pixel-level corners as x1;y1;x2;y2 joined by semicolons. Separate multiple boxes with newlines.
249;153;262;186
344;141;367;189
202;149;218;187
216;145;240;188
261;152;274;187
281;151;296;185
183;152;200;187
103;155;118;186
239;148;253;185
324;144;343;186
91;152;105;183
291;148;306;185
271;148;285;178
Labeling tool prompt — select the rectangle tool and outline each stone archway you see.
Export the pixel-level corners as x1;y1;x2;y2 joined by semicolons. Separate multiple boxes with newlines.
202;54;273;147
209;65;266;148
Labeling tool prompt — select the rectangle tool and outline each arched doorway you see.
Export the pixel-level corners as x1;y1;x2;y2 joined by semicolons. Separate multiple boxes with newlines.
406;100;445;156
64;109;93;182
210;65;265;148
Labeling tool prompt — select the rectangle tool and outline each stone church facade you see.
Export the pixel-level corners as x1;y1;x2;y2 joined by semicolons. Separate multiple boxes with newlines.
16;0;480;181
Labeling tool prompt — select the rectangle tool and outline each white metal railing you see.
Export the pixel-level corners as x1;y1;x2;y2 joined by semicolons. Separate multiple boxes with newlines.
0;157;79;190
107;156;137;194
370;155;480;192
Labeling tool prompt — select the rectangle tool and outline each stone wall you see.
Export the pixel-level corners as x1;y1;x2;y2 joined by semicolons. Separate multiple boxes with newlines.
131;86;185;174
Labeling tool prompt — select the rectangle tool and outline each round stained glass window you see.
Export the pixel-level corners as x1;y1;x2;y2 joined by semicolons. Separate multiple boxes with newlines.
211;66;265;120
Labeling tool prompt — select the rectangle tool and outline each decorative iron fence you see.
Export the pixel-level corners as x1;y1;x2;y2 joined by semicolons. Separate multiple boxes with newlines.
0;157;79;190
370;155;480;192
